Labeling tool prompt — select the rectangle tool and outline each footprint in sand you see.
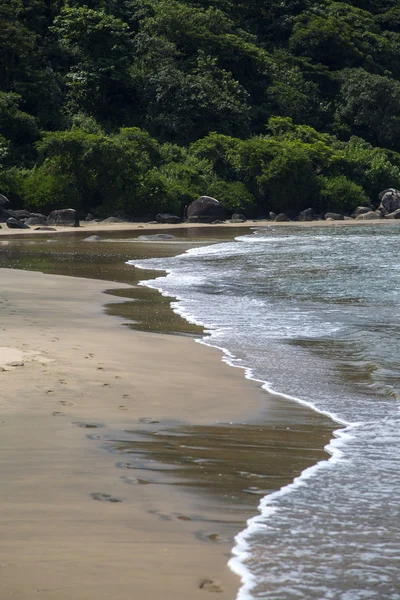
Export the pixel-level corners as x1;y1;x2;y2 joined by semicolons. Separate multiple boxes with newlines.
118;405;128;410
91;492;122;503
199;579;223;593
97;366;104;371
102;383;110;387
122;394;130;398
195;531;232;544
46;390;54;394
52;411;65;416
60;400;74;406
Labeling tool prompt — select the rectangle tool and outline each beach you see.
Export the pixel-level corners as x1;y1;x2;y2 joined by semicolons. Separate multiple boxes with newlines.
0;223;351;599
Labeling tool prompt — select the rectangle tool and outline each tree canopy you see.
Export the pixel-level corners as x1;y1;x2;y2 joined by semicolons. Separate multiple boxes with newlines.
1;0;400;217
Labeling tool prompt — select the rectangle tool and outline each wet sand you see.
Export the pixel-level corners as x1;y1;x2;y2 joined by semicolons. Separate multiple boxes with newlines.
0;229;336;600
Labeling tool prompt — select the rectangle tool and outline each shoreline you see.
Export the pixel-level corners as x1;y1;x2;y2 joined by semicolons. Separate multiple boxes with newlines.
0;230;337;600
1;216;400;239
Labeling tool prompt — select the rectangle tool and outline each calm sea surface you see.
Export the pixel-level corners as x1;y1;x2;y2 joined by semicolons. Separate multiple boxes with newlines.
129;225;400;600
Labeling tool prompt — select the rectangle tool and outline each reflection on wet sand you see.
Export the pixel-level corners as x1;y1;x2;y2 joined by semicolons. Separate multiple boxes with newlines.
0;227;238;334
99;418;334;544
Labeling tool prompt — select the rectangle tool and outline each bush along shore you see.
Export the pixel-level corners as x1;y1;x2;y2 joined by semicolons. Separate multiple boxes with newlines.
1;189;400;231
2;1;400;221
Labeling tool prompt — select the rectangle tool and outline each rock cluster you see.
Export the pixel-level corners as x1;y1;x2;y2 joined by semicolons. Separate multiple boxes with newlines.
0;197;80;229
1;188;399;230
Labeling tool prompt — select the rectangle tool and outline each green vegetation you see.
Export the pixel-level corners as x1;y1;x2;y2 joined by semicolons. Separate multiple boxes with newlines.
1;0;400;217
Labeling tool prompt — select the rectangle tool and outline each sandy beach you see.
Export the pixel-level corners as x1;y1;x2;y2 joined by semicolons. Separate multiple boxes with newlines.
0;225;338;599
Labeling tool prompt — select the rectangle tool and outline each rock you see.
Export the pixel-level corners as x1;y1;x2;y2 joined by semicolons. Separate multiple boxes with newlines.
352;206;373;217
25;215;47;226
385;208;400;219
101;216;126;224
211;220;224;224
0;193;10;207
269;212;277;220
8;209;32;220
344;216;354;220
35;226;56;231
324;212;344;220
155;213;181;224
6;217;30;229
275;213;289;222
355;211;381;220
137;234;176;241
186;196;225;223
0;208;13;222
230;213;246;223
378;188;400;215
47;208;79;227
299;208;314;221
83;235;101;241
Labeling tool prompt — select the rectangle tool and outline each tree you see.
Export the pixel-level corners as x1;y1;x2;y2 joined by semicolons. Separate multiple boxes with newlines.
0;91;39;164
335;68;400;150
52;6;134;122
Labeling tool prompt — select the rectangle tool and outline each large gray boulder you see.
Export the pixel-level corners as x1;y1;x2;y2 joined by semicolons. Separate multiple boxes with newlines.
0;208;13;222
0;193;10;208
299;208;314;221
325;212;344;221
47;208;79;227
25;214;47;226
384;208;400;219
275;213;289;222
230;213;246;223
155;213;181;224
8;209;32;220
6;217;30;229
352;206;373;217
379;189;400;215
186;196;225;223
355;211;381;220
101;216;126;224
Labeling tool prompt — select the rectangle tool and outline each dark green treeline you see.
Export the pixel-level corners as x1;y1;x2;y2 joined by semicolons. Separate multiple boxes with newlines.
1;0;400;218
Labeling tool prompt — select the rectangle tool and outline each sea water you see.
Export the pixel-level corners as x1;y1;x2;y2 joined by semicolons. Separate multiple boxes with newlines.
128;225;400;600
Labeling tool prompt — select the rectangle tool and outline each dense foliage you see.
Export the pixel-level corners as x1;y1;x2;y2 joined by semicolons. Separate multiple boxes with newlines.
1;0;400;217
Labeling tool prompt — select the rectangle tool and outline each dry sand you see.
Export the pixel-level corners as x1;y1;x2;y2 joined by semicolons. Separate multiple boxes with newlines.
0;231;336;600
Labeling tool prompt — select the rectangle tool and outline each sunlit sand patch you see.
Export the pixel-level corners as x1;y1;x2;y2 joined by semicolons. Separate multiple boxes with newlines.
0;346;53;369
